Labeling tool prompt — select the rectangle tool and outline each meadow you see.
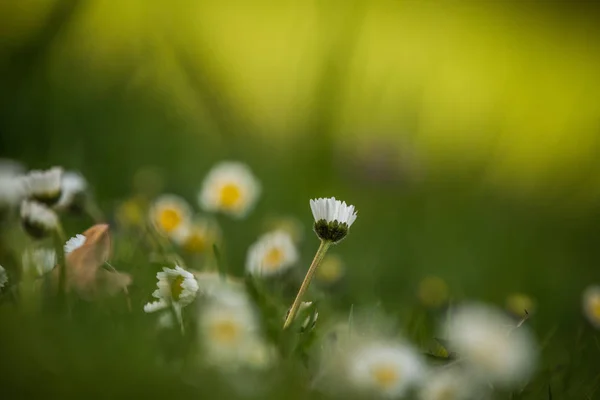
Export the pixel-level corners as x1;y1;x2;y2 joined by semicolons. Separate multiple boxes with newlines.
1;2;600;399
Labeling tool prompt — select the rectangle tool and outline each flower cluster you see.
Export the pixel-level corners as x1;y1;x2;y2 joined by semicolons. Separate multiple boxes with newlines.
0;157;568;400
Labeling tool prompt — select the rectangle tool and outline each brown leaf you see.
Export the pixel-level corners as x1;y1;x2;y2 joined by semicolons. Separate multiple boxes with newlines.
57;224;131;300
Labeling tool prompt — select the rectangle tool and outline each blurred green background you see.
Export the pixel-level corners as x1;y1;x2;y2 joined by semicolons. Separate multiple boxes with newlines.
1;1;600;398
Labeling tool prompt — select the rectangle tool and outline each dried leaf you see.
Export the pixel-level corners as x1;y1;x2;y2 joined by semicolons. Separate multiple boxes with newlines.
55;224;131;299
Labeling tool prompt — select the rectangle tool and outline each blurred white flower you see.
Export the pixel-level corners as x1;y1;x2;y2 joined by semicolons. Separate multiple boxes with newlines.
64;234;87;254
144;265;198;313
24;167;63;206
0;159;25;176
22;248;56;277
172;216;219;254
310;197;357;242
582;285;600;329
149;194;192;235
198;161;261;218
55;171;88;211
347;341;425;398
199;290;274;370
0;176;27;209
0;265;7;289
419;369;476;400
20;200;59;238
246;230;298;276
443;303;537;387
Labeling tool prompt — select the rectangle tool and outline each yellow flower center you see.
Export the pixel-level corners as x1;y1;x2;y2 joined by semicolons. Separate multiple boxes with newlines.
184;231;207;253
590;297;600;320
171;275;185;301
435;386;457;400
371;364;400;389
219;183;242;210
263;247;284;270
158;208;182;232
210;320;240;345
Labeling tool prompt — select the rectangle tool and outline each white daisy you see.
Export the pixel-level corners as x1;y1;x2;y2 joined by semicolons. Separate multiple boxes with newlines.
22;248;56;277
310;197;357;243
24;167;63;205
171;216;219;254
144;265;199;313
443;303;537;388
193;271;246;301
0;159;25;176
198;161;261;218
55;171;88;211
20;200;59;238
348;341;425;398
245;230;299;276
0;175;27;209
582;285;600;329
149;194;192;235
0;265;7;289
419;369;476;400
199;291;272;370
64;234;87;254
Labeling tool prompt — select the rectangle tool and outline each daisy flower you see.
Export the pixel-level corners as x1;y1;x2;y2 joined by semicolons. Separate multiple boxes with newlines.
0;265;7;289
0;159;25;176
199;290;273;370
582;285;600;329
443;303;537;387
245;230;298;276
347;341;425;398
172;216;220;254
144;265;199;313
64;234;87;254
55;171;88;212
193;271;246;300
20;200;59;238
24;167;63;206
198;161;261;218
419;369;478;400
22;248;56;277
149;194;192;236
310;197;357;243
0;171;27;210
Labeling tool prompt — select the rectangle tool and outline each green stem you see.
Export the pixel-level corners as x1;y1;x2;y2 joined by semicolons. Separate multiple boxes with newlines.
54;223;67;307
283;240;331;330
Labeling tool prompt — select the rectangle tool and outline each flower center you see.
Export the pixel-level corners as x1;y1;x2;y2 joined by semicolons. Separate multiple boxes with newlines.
219;183;242;209
210;320;240;345
371;364;400;389
170;275;185;301
437;388;457;400
591;297;600;319
184;231;206;253
158;208;182;232
263;247;284;270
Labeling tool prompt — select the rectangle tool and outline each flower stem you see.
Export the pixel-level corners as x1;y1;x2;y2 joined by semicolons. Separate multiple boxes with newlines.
54;224;67;307
283;240;331;330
